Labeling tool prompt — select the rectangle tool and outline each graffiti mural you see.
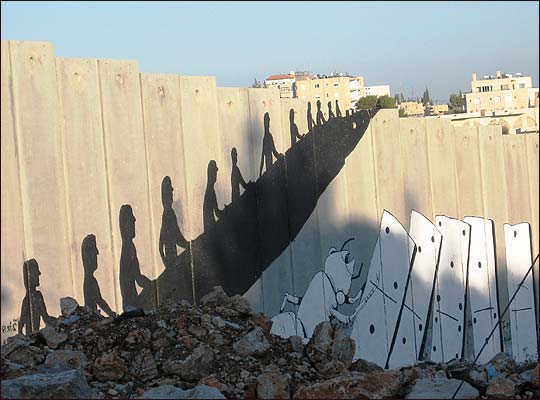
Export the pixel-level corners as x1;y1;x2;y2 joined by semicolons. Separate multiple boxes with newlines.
1;43;538;369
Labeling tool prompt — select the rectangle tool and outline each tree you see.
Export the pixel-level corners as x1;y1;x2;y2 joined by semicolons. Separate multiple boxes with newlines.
448;91;465;113
251;78;262;88
421;87;431;106
355;95;378;110
377;95;396;108
399;108;408;118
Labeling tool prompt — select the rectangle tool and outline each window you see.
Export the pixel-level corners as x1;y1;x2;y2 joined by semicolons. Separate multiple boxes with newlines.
315;95;321;99
333;82;338;87
519;83;526;89
501;84;509;90
314;84;320;88
494;96;501;103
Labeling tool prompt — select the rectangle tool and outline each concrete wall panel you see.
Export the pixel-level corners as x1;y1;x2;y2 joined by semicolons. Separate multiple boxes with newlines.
9;41;73;319
98;59;156;310
56;57;118;312
140;73;194;304
1;41;27;342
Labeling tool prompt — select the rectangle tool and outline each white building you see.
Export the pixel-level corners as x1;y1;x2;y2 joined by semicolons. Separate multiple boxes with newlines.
363;85;390;97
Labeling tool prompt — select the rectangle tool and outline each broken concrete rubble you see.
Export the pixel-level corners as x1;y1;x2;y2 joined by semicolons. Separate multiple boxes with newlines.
1;286;538;399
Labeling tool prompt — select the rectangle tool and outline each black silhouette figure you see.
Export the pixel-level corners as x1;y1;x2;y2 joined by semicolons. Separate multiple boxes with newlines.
18;259;54;335
316;100;326;126
119;204;151;312
159;176;189;269
204;160;224;231
259;112;283;176
231;148;249;203
307;101;316;134
82;234;116;318
328;101;335;120
289;108;304;147
335;100;342;118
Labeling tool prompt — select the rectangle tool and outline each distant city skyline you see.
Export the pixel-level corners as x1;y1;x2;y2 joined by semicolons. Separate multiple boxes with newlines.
1;1;538;104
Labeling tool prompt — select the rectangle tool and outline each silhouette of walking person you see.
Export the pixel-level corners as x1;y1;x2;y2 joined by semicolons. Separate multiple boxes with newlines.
289;108;304;147
18;259;54;335
316;100;326;126
204;160;224;232
159;176;189;269
230;148;249;204
82;234;116;318
335;100;342;118
328;101;335;120
307;101;316;134
259;112;283;177
119;204;151;312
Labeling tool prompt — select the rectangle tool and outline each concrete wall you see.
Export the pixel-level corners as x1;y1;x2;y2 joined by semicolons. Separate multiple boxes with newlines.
1;41;538;367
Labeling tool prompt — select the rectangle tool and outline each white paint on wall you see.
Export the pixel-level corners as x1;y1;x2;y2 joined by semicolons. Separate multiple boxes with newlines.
504;222;537;363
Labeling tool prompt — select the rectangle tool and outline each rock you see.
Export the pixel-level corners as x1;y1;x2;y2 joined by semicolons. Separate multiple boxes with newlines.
294;370;403;399
131;349;158;382
405;377;479;399
152;337;168;351
233;327;270;357
93;352;127;381
140;384;225;399
289;336;304;353
486;376;515;398
1;368;96;399
125;329;151;348
199;375;227;392
162;344;214;381
257;372;290;399
37;326;68;349
200;286;230;306
2;334;46;367
305;322;354;374
229;294;252;316
60;297;79;318
349;358;383;373
45;350;87;370
447;359;472;380
518;364;539;389
59;315;81;326
487;352;515;376
435;370;448;379
469;369;488;386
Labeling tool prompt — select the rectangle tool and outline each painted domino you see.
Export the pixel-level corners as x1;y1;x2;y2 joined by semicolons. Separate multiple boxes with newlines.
352;210;416;367
431;215;471;363
405;210;443;362
464;216;501;364
504;223;537;363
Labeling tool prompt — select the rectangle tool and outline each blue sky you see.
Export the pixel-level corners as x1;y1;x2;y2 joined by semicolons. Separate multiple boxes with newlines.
1;1;538;103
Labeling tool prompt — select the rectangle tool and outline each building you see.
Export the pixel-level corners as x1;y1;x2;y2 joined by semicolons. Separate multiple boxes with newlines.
425;104;449;116
362;85;390;98
465;71;538;114
349;76;365;109
399;101;425;117
296;73;358;113
264;73;296;99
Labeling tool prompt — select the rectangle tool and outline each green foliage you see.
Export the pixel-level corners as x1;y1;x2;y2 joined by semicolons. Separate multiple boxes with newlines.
421;87;431;106
355;95;378;109
377;95;396;108
399;108;408;118
448;91;465;113
356;95;396;110
251;78;262;88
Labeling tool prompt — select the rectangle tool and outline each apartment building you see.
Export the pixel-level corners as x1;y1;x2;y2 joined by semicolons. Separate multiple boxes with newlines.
296;73;355;112
425;104;449;116
399;101;425;117
363;85;390;98
264;73;296;99
465;71;538;114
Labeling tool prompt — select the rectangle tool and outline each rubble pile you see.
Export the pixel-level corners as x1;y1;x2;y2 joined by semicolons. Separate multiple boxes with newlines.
1;286;538;399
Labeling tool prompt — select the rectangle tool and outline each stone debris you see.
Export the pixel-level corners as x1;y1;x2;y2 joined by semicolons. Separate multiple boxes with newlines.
60;297;80;318
1;285;538;399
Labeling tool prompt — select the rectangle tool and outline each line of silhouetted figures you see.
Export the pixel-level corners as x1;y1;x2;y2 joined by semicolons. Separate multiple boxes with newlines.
18;101;378;336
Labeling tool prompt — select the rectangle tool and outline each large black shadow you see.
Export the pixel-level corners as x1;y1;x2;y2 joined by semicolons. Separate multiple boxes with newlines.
139;108;378;306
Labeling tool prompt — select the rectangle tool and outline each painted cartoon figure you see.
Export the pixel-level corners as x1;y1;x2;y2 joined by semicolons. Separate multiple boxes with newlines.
270;238;364;342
